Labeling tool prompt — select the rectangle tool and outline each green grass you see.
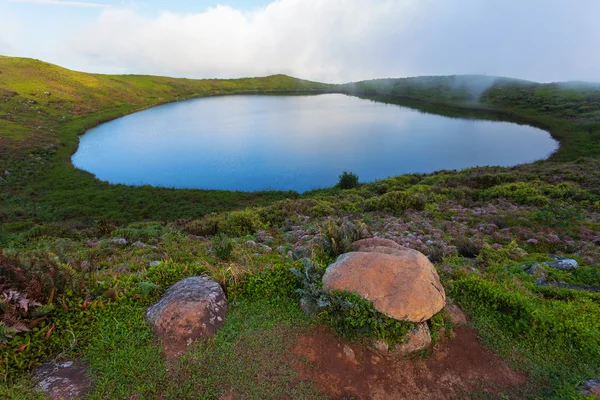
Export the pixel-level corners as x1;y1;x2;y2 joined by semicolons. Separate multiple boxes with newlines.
82;299;320;399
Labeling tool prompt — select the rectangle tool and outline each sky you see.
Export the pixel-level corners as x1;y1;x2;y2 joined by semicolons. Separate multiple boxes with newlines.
0;0;599;83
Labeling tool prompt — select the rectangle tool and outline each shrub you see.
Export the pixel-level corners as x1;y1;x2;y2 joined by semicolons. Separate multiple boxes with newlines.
182;209;268;237
455;237;483;258
481;182;545;205
364;190;428;215
323;291;415;346
230;264;301;304
428;309;454;345
290;259;330;315
210;233;233;260
111;223;164;243
530;206;583;228
315;219;367;257
476;241;525;268
0;249;96;302
222;209;268;237
337;171;359;189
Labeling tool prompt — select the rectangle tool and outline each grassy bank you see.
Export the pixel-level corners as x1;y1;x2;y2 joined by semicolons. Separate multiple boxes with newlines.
1;57;600;398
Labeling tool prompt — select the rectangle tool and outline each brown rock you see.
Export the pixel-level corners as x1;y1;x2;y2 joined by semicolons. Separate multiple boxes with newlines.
373;323;431;356
146;276;227;358
393;323;432;355
34;361;92;400
322;251;446;322
445;303;468;326
373;339;389;354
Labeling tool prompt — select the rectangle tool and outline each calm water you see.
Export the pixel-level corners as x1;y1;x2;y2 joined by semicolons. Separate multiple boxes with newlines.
72;94;558;192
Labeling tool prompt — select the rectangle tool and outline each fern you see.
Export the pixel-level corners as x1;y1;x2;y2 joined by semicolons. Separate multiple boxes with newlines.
315;219;367;257
290;259;330;315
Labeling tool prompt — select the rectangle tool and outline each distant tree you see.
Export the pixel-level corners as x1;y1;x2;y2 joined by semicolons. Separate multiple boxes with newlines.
337;171;359;189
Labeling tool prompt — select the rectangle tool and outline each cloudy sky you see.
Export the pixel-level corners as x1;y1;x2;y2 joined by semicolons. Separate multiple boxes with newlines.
0;0;599;83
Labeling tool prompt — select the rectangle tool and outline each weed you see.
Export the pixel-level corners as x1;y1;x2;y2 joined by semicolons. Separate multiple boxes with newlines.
211;234;234;260
315;219;367;257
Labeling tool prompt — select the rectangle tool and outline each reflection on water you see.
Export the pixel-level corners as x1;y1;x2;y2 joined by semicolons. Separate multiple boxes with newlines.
72;94;558;192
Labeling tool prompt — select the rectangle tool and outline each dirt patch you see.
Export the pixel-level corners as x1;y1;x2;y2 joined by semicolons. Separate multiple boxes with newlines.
291;325;528;399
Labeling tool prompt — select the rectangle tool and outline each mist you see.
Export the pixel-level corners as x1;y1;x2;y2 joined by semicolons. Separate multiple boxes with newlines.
2;0;600;83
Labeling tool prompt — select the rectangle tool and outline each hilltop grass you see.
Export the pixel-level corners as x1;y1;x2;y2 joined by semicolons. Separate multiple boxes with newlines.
1;57;600;398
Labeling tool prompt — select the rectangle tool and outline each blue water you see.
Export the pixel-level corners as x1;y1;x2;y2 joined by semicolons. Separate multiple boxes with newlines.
72;94;558;192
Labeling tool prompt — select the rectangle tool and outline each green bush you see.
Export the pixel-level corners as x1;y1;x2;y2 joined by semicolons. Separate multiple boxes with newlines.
211;233;233;260
363;190;427;215
428;309;454;346
323;291;414;347
111;223;164;243
315;219;367;257
530;206;583;228
229;264;301;304
182;209;268;237
222;209;268;236
337;171;359;189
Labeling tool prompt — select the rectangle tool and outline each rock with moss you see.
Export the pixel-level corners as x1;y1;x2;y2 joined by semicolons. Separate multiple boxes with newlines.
373;323;432;355
146;276;227;358
322;241;446;323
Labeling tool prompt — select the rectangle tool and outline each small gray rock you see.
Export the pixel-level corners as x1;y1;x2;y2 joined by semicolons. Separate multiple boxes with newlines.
544;258;578;270
34;360;92;400
579;378;600;397
109;237;128;246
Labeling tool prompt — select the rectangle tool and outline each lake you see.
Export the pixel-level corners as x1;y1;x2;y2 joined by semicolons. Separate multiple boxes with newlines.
72;94;558;192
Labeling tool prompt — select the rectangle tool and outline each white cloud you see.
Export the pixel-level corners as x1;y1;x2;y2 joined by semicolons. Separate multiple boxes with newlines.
11;0;600;83
8;0;106;7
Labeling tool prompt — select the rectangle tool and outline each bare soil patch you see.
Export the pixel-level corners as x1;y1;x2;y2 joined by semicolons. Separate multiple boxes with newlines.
291;325;529;399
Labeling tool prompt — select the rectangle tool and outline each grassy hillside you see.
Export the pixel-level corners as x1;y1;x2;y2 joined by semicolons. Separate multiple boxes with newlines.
1;57;600;398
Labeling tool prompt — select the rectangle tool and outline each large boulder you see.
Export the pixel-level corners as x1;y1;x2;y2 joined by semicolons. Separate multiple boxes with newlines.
322;245;446;323
147;276;227;358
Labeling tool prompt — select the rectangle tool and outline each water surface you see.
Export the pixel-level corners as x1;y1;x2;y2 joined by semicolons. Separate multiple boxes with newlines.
72;94;557;192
